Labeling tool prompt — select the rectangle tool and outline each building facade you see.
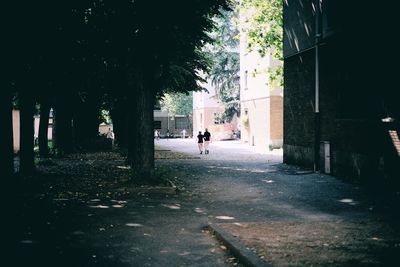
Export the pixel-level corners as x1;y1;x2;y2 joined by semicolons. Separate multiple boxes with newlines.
239;9;283;151
283;0;399;185
154;110;190;138
192;80;238;140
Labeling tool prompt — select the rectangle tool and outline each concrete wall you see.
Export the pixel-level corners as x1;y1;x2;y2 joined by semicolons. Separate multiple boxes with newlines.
193;79;220;110
270;95;283;148
241;97;270;149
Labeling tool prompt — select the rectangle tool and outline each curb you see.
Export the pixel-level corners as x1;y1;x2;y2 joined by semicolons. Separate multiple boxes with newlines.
207;224;272;267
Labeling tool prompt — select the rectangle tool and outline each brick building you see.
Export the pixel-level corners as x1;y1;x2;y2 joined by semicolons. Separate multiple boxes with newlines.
283;0;399;185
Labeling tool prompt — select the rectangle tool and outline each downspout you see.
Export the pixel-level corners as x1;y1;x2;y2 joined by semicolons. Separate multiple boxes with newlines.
314;0;321;172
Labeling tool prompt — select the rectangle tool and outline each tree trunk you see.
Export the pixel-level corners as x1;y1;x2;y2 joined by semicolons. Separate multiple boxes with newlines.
55;98;73;155
0;90;14;178
127;70;156;183
186;114;193;137
74;93;101;148
110;99;129;148
19;92;35;175
52;108;57;151
38;101;50;157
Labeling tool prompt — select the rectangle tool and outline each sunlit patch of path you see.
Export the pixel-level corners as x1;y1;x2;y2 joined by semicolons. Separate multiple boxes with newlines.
156;138;283;163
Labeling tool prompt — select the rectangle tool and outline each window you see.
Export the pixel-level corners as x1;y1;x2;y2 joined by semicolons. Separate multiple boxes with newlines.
154;121;161;129
214;113;225;124
175;117;188;129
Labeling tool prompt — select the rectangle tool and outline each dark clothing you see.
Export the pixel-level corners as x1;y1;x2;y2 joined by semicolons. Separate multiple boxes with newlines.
203;131;211;141
197;134;204;143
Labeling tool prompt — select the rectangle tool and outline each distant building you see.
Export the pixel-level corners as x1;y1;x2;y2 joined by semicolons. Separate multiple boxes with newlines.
239;8;283;151
192;79;238;140
154;110;190;138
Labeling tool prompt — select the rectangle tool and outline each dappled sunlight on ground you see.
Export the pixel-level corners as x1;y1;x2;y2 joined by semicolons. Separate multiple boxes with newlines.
194;208;206;214
215;216;235;220
339;198;358;205
125;223;143;227
88;205;110;209
162;204;181;210
261;179;274;183
12;145;399;266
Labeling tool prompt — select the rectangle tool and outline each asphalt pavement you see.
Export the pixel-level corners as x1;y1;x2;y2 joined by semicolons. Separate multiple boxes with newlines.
9;138;399;266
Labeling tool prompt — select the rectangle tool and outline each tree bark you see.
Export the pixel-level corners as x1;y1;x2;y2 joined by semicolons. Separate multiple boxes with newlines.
19;92;35;175
110;99;129;148
54;98;73;155
74;93;101;148
51;108;57;151
126;69;156;183
38;101;51;157
0;90;14;178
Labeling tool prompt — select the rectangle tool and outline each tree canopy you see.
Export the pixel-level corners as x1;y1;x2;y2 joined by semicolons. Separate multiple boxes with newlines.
3;0;232;181
206;8;240;122
161;93;193;118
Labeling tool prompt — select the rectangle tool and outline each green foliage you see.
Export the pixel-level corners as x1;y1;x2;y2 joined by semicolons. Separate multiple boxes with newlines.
100;110;111;124
160;93;193;117
238;0;283;86
206;8;241;122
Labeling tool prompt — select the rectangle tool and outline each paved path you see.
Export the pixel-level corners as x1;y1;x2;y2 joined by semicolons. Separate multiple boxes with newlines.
10;139;399;266
155;138;283;162
155;139;391;223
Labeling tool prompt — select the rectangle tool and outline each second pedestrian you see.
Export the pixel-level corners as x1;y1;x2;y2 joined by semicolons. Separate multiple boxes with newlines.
203;128;211;154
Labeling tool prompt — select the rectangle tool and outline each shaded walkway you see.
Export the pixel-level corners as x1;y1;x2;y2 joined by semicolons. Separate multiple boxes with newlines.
9;140;400;266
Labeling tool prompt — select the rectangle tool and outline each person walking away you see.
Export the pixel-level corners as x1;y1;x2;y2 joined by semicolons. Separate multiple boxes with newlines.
154;130;160;140
203;128;211;154
197;131;204;154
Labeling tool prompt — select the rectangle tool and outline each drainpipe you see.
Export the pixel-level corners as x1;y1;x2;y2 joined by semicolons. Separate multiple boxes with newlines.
314;0;321;172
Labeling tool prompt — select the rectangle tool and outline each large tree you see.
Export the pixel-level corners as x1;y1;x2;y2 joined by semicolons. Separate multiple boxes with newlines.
207;9;240;121
81;0;231;182
3;0;231;182
0;88;14;178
